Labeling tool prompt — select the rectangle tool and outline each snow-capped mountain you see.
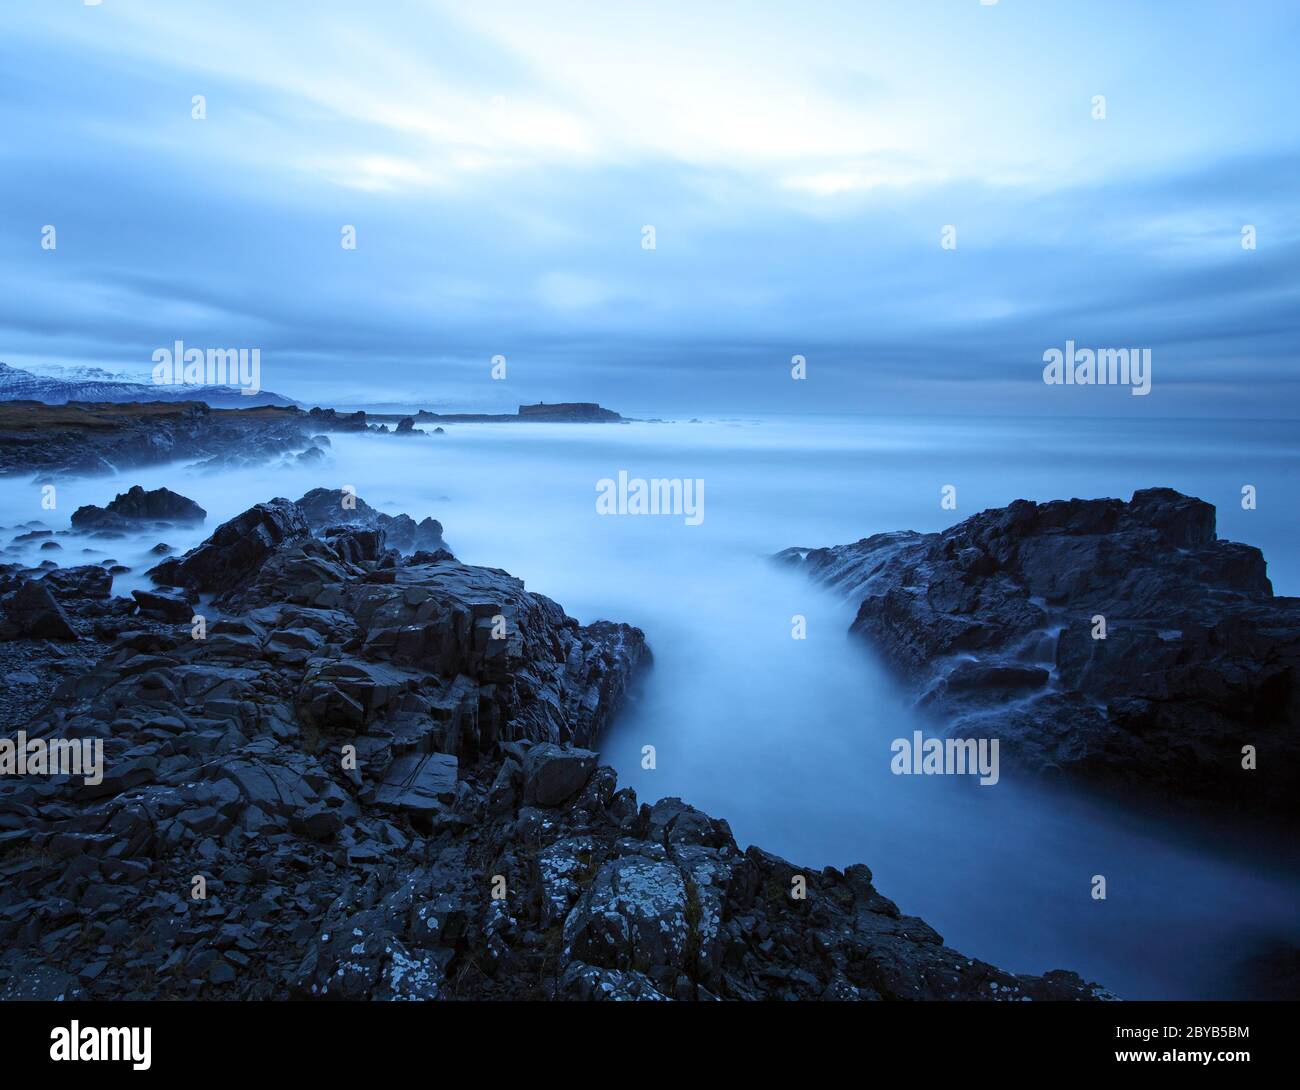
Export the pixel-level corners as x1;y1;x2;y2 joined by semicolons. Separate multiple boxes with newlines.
0;361;297;408
21;362;149;384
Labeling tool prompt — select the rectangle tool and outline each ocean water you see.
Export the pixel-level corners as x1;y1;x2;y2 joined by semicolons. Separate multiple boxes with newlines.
3;413;1298;999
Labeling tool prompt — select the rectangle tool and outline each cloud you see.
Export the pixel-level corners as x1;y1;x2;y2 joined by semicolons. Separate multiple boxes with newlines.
0;0;1296;415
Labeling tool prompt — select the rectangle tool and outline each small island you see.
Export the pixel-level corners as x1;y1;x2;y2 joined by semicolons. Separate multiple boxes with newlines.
414;402;624;423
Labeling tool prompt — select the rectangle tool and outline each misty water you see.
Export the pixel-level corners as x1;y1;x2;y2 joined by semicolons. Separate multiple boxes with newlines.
5;413;1298;999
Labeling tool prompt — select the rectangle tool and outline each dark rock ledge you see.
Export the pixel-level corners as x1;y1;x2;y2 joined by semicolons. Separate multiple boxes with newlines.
0;492;1107;1001
778;488;1299;819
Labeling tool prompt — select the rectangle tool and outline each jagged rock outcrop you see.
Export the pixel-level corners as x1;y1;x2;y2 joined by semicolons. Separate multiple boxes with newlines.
147;499;311;593
294;488;448;556
71;485;206;531
778;488;1299;817
304;407;368;432
0;494;1108;1001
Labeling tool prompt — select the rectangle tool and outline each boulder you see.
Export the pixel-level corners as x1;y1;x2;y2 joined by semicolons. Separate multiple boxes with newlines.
71;485;206;530
562;853;691;977
0;578;77;640
132;588;194;622
523;743;597;807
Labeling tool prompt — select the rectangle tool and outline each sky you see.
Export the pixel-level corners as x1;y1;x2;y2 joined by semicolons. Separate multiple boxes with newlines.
1;0;1297;415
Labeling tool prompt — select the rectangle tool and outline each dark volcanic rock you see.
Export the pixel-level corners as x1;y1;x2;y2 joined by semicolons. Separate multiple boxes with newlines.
147;498;310;592
12;528;52;543
0;579;77;640
779;488;1300;816
0;493;1109;1002
295;487;448;555
71;485;206;530
305;406;368;431
375;752;458;812
41;564;112;600
131;588;194;622
523;743;597;806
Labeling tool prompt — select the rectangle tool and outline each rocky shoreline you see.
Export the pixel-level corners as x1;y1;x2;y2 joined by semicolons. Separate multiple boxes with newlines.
0;486;1108;1001
0;401;323;479
0;400;627;481
778;488;1299;821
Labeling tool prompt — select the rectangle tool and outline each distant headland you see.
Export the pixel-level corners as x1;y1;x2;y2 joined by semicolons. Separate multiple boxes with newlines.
413;402;624;423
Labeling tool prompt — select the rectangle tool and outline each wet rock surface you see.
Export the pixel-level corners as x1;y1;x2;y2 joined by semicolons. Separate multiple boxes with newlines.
0;492;1108;1001
779;488;1299;817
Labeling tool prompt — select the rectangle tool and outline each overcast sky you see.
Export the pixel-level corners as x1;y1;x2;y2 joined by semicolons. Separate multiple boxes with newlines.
1;0;1297;415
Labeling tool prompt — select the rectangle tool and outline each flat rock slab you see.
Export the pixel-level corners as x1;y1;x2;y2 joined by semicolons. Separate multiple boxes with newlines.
375;752;458;813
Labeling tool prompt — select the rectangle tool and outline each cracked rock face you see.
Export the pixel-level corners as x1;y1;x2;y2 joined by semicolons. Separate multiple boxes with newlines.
0;491;1106;1001
779;488;1299;817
